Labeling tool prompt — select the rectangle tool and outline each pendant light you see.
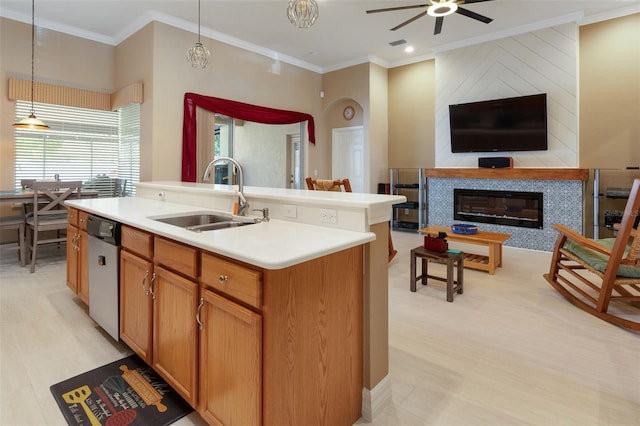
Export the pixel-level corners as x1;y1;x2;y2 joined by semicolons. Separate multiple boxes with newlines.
287;0;319;29
186;0;211;69
14;0;49;130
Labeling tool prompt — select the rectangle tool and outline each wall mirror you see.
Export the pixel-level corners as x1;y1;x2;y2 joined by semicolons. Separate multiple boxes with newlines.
182;93;315;189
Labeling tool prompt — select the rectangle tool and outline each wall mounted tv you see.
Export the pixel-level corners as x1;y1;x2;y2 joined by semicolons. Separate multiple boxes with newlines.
449;93;547;153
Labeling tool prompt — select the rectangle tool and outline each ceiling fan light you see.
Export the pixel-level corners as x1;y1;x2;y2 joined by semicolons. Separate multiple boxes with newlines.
287;0;319;29
13;113;50;130
427;2;458;17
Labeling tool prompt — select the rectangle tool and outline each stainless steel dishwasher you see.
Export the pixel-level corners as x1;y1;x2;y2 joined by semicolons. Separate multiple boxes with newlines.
87;214;121;340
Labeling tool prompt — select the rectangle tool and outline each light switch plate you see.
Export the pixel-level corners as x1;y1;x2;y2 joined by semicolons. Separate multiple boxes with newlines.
282;204;297;218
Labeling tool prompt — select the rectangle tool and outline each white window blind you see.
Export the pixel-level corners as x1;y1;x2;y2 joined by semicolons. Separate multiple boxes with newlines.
14;101;140;197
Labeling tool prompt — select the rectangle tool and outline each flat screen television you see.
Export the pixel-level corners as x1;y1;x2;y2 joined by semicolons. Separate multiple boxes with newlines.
449;93;547;153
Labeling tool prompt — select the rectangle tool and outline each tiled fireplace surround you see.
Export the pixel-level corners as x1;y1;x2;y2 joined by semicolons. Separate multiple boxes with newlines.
426;169;588;252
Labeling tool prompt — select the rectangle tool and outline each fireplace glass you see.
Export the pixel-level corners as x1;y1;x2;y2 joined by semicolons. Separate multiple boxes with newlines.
454;189;543;229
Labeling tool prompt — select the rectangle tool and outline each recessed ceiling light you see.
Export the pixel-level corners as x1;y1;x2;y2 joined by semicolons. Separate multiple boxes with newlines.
405;46;414;53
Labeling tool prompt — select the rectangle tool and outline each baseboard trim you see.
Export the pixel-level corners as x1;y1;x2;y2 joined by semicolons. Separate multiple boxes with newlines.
361;375;392;421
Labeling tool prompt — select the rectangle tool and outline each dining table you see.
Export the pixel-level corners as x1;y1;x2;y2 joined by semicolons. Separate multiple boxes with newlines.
0;188;100;204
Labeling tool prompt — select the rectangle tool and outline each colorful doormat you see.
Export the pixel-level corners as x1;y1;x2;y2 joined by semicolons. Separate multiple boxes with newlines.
50;354;193;426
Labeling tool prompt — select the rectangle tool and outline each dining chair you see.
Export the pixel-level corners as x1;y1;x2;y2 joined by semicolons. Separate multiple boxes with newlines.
0;179;38;266
113;178;127;197
25;180;83;273
305;176;398;262
0;214;26;267
305;177;352;192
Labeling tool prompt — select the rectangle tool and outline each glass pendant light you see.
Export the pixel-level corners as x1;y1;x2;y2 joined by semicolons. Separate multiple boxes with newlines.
186;0;211;69
14;0;49;130
287;0;319;29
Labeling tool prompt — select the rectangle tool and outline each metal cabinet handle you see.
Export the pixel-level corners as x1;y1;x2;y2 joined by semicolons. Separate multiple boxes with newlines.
142;270;149;295
149;272;157;300
196;297;204;330
218;274;228;283
74;233;80;251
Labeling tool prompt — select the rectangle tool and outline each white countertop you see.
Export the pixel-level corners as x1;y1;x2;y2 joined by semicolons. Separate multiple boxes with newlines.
66;197;376;270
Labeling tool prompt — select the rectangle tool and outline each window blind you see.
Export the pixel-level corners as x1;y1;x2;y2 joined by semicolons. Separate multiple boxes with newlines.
14;101;139;197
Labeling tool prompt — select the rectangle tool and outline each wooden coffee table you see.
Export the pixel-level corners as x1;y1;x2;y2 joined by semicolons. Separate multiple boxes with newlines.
418;226;511;275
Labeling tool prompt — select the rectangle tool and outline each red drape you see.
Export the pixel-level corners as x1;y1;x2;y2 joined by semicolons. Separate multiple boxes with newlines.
182;92;316;182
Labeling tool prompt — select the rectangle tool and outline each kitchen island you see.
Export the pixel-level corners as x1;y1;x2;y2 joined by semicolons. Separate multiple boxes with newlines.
66;182;405;425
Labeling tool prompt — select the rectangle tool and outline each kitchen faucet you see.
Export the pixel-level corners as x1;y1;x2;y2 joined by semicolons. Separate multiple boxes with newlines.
202;157;249;216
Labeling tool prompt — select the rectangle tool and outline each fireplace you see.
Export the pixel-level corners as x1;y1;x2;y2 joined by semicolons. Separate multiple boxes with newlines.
454;189;543;229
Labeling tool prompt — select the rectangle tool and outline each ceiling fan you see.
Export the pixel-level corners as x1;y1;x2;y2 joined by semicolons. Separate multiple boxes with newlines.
366;0;494;35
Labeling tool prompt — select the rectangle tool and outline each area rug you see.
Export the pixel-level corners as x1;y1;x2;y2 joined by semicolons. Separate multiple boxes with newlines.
50;354;193;426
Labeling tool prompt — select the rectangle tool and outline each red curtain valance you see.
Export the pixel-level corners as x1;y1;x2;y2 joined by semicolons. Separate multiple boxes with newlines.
182;92;316;182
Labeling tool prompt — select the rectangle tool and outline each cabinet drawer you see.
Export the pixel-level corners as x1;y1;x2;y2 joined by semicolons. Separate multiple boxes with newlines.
155;237;198;279
78;211;90;231
201;252;262;309
121;225;153;259
67;208;79;227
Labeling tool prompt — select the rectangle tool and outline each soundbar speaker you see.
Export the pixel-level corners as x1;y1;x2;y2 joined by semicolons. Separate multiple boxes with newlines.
478;157;513;169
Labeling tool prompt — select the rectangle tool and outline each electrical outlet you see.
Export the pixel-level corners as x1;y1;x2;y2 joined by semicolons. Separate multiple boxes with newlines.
282;204;297;218
320;208;337;224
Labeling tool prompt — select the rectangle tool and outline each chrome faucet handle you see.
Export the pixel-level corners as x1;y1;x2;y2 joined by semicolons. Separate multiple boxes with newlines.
252;208;269;222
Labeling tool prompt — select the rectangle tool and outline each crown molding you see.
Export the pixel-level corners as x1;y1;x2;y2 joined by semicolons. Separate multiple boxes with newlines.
432;11;584;53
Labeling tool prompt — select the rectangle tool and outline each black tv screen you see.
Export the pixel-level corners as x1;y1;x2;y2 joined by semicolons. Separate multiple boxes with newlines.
449;93;547;153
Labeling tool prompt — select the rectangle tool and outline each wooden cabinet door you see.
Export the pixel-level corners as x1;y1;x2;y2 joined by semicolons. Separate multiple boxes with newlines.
120;250;153;363
152;266;199;407
77;230;89;305
65;224;79;294
199;289;262;426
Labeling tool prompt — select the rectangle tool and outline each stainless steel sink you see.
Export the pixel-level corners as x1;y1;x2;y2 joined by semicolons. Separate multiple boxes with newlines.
150;213;254;232
153;213;231;227
189;221;252;232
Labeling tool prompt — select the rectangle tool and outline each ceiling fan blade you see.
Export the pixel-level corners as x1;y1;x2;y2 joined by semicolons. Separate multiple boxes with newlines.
456;7;493;24
462;0;494;3
434;16;444;35
366;4;430;14
390;10;429;31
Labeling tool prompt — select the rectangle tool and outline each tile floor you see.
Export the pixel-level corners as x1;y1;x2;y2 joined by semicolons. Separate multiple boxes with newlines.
1;231;638;425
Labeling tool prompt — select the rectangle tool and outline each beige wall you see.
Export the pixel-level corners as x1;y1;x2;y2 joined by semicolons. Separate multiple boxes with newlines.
321;63;389;192
579;13;640;237
1;19;324;187
388;60;436;169
579;13;639;169
144;22;324;182
368;63;389;192
0;17;115;190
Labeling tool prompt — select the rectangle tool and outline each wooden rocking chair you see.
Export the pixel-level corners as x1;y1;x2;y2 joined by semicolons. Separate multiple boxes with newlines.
543;178;640;331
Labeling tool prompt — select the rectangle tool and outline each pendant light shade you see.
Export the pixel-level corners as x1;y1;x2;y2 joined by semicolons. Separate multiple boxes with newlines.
14;0;49;130
287;0;319;29
186;0;211;69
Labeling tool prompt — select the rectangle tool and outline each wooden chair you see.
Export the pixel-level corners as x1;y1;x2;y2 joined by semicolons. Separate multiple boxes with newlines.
305;177;398;262
543;178;640;331
25;180;83;273
305;177;352;192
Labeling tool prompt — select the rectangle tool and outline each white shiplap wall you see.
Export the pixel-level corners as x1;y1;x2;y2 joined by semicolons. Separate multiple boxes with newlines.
435;23;579;167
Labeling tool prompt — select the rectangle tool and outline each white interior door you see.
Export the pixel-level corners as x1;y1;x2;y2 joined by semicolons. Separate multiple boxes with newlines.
332;126;364;193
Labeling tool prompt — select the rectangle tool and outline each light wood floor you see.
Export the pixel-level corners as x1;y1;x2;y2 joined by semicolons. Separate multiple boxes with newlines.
1;231;638;426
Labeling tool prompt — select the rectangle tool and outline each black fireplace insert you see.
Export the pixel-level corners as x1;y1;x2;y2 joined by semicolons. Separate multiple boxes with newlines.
454;188;543;229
